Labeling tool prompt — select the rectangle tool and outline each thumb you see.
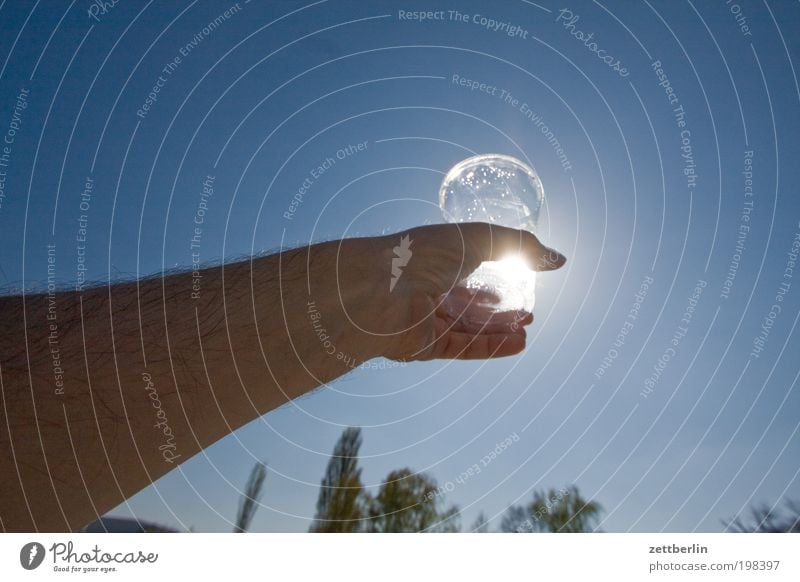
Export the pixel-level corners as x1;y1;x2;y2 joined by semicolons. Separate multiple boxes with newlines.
458;222;566;275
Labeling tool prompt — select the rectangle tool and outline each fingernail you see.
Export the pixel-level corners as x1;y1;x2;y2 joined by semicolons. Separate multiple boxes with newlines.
539;247;567;269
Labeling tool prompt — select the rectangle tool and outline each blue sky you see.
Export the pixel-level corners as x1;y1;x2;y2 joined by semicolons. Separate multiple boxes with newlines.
1;0;799;532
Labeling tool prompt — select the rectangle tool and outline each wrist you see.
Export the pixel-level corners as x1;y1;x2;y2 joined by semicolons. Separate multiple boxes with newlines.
319;235;393;362
284;236;390;367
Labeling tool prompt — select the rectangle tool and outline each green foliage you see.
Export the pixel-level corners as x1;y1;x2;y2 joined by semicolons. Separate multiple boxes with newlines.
306;429;610;535
310;427;365;532
501;485;603;533
725;499;800;532
365;468;460;533
500;505;527;533
309;427;461;533
470;511;490;533
234;462;266;533
437;505;462;533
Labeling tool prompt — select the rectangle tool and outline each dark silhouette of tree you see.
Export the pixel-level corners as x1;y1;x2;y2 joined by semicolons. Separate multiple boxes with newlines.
437;505;461;533
310;427;365;532
725;499;800;532
234;462;266;533
501;486;603;533
500;504;528;533
365;468;460;532
309;428;463;532
470;511;490;533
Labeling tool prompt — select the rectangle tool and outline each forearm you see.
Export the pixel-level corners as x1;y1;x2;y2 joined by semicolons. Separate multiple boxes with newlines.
0;237;382;531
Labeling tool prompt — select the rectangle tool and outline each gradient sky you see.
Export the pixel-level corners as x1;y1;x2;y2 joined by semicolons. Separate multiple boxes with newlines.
1;0;799;532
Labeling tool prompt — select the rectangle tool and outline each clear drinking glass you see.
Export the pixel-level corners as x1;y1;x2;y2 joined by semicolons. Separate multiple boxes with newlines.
439;154;545;325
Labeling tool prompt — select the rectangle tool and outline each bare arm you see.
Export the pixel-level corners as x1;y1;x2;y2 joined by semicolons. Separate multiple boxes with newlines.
0;223;564;531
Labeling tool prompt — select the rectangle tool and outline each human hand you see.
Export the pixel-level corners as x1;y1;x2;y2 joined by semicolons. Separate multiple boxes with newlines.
339;223;566;362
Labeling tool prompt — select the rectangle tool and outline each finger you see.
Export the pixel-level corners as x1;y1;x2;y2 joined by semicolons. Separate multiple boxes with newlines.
430;329;527;360
439;285;500;304
451;308;533;335
469;309;533;333
437;287;500;321
459;222;567;272
437;289;532;332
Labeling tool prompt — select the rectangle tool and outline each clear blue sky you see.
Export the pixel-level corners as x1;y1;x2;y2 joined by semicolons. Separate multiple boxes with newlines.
1;0;798;532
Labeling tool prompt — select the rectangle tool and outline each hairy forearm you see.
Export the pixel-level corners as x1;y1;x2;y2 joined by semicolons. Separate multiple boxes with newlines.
0;237;382;531
0;220;563;531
